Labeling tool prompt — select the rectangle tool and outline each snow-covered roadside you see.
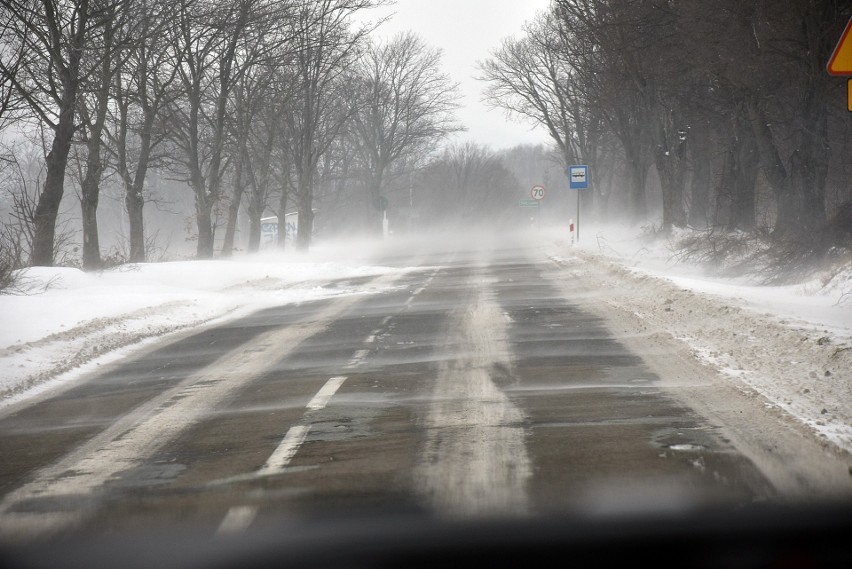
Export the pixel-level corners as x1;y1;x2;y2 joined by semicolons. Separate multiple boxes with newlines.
543;226;852;454
0;254;411;405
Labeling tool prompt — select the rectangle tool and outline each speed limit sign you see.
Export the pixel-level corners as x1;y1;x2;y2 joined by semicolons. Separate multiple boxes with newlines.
531;185;546;200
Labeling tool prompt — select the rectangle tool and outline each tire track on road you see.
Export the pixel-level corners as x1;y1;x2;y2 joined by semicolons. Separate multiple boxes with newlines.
417;263;531;516
0;272;407;543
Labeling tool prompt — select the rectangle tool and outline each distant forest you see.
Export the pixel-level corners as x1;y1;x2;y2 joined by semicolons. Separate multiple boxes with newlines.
481;0;852;279
2;1;852;284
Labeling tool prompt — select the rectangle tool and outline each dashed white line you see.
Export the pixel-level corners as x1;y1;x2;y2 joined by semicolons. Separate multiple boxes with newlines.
347;349;371;367
306;376;347;411
218;302;414;536
258;424;311;476
218;374;348;535
217;505;257;535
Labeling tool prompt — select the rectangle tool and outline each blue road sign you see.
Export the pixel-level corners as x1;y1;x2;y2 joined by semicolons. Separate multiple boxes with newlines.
568;165;589;189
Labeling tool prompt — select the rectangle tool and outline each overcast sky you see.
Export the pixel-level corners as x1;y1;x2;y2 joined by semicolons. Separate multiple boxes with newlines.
359;0;554;150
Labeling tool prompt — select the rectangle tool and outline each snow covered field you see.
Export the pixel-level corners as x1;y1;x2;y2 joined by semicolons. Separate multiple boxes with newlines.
1;229;850;456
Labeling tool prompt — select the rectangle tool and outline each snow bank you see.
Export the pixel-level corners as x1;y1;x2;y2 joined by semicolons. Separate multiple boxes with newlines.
0;252;409;404
545;223;852;453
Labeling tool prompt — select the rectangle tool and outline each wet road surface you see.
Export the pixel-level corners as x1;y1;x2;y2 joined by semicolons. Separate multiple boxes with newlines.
0;239;846;543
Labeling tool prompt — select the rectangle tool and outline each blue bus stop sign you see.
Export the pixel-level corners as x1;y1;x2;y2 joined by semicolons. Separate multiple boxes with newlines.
568;165;589;189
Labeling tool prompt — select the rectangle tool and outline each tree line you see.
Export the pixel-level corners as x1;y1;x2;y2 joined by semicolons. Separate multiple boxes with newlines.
480;0;852;271
0;0;461;271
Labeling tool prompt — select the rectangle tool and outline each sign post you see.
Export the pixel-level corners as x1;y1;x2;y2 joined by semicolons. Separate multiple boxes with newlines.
568;165;589;243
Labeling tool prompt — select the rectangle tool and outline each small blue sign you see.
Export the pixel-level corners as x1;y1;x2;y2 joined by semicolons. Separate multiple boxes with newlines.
568;165;589;189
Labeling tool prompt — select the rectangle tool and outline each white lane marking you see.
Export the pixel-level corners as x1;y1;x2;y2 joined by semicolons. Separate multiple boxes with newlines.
347;323;387;368
347;349;370;368
258;424;311;476
0;322;322;541
216;284;428;536
217;506;257;535
306;376;347;411
0;271;408;542
217;375;346;535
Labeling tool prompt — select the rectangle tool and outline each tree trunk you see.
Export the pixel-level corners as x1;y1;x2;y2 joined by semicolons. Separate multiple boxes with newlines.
296;169;314;251
746;99;792;238
126;181;145;262
222;148;246;257
246;161;264;253
195;197;215;258
790;86;829;237
730;123;759;233
32;92;77;266
652;111;687;231
126;120;154;263
191;163;215;258
624;150;648;222
79;8;114;271
30;0;89;267
81;189;100;269
688;159;710;229
686;120;712;228
655;153;687;230
277;183;288;250
222;188;244;257
367;167;384;235
80;152;103;270
247;204;262;252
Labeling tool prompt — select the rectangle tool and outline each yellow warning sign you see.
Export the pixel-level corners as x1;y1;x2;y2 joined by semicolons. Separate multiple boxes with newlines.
828;18;852;75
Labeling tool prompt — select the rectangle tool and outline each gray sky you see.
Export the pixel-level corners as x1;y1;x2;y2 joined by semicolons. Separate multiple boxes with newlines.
359;0;553;150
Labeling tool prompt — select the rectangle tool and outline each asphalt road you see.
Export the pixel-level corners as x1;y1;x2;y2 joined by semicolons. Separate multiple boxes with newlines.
0;238;848;546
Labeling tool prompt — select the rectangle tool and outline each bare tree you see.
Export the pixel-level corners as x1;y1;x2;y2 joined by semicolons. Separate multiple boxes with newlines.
106;0;179;263
0;0;113;266
348;32;461;235
742;0;844;241
219;63;258;256
166;0;289;258
481;13;589;167
74;0;130;270
221;60;279;255
0;11;27;141
417;142;520;229
283;0;377;251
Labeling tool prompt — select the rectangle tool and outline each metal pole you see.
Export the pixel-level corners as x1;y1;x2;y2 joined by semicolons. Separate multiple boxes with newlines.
576;187;580;243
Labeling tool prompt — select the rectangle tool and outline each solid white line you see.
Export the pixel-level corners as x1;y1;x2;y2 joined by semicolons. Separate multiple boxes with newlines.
306;376;347;411
217;505;258;535
258;424;311;476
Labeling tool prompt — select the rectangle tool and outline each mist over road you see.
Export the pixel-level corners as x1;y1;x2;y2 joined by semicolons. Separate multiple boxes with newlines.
0;236;849;543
